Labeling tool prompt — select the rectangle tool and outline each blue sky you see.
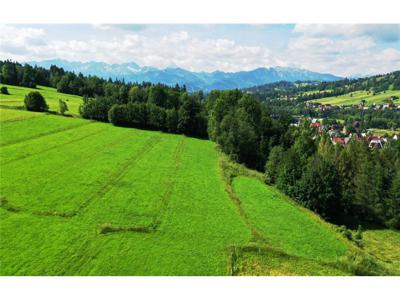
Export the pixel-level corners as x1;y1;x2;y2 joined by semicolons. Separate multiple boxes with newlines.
1;24;399;76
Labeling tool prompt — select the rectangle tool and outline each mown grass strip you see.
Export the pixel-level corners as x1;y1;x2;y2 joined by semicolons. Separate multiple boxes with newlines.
0;114;46;124
1;131;154;216
232;176;348;262
227;244;351;276
34;135;163;218
98;138;186;234
218;155;267;242
1;125;106;166
0;119;94;147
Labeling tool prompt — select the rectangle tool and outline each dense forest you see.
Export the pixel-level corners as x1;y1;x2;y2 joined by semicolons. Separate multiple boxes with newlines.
245;71;400;101
265;122;400;229
1;60;399;229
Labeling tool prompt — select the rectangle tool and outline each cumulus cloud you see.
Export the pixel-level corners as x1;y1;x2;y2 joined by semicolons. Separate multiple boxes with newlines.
0;24;46;58
286;24;400;76
0;25;275;72
1;24;399;76
293;24;400;42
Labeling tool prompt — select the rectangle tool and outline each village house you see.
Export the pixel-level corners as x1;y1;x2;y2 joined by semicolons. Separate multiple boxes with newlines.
331;136;351;146
368;136;385;149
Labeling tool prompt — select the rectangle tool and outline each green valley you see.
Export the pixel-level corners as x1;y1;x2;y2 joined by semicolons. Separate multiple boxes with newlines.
1;79;399;276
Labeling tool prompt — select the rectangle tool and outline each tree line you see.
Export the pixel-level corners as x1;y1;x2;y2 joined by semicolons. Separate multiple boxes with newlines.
245;71;400;102
0;60;208;137
264;121;400;229
205;89;292;169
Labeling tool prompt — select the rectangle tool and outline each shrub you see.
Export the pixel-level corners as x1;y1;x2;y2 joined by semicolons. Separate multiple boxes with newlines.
58;99;69;115
353;225;363;248
108;104;128;126
0;86;9;95
338;225;353;241
98;223;115;234
24;91;48;112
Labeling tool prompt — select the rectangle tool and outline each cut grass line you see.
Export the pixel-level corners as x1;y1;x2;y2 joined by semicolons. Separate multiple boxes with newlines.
55;238;102;276
0;120;94;147
49;136;161;217
1;126;106;166
0;197;22;213
0;114;46;124
151;138;186;228
32;132;138;194
218;156;266;242
0;104;24;110
73;135;163;217
1;133;151;217
98;138;186;234
226;244;351;276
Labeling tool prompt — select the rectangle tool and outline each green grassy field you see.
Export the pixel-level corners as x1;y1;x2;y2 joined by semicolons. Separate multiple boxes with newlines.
232;176;347;261
0;86;399;275
0;84;83;115
309;90;400;106
229;176;352;275
371;128;400;136
0;108;252;275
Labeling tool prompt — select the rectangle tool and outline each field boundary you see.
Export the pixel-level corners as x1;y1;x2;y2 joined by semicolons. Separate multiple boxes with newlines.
1;125;106;166
0;120;94;147
98;137;186;234
37;135;164;218
1;134;160;217
218;155;267;242
226;243;351;276
0;114;46;124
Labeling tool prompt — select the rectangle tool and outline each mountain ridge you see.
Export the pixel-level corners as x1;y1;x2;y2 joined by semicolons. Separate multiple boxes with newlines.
28;59;342;91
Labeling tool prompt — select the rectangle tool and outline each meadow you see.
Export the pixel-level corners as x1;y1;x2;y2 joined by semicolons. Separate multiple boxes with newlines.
309;89;400;106
0;84;83;115
0;85;399;275
0;108;251;275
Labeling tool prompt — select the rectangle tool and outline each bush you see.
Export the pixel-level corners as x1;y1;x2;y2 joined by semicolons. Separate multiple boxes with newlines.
0;86;9;95
108;104;128;126
98;223;115;234
338;225;353;241
24;91;48;112
353;225;363;248
58;99;69;115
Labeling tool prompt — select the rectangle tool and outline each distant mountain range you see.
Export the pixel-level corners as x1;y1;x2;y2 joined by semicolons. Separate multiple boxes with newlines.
29;59;342;91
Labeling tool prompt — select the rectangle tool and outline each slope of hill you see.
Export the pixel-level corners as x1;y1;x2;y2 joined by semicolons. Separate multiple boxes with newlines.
1;85;399;275
244;70;400;102
28;59;342;91
309;89;400;106
0;108;251;275
0;84;83;115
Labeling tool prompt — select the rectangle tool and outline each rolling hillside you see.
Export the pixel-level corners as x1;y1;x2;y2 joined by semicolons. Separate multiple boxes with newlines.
0;85;399;275
0;84;83;115
309;89;400;106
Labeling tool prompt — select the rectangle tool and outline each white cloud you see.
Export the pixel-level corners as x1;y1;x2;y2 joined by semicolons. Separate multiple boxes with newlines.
0;24;46;57
1;24;399;76
286;24;400;76
293;24;400;42
0;26;275;72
